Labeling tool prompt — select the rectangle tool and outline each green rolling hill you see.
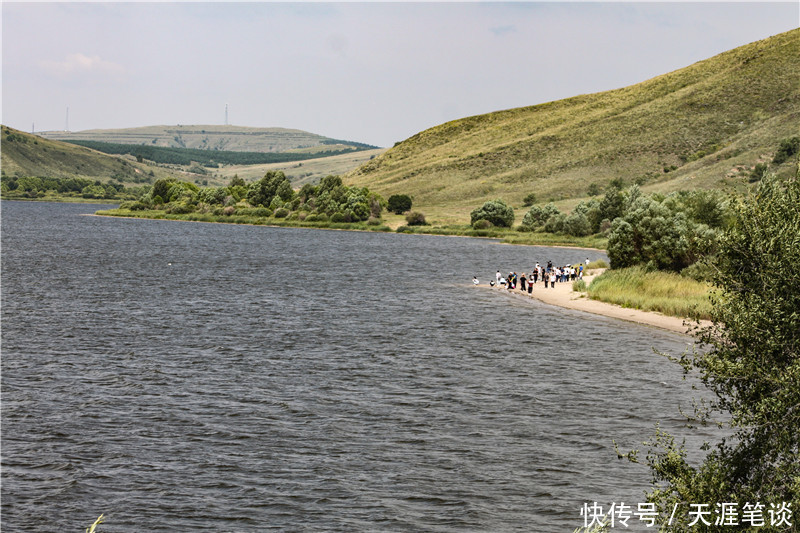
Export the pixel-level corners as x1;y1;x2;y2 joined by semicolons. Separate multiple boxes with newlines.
346;28;800;223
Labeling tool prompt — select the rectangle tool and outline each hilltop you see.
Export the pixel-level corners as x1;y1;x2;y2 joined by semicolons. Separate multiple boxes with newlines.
39;124;379;153
346;29;800;222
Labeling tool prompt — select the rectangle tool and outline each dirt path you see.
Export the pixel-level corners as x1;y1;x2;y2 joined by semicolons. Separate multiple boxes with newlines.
484;271;711;335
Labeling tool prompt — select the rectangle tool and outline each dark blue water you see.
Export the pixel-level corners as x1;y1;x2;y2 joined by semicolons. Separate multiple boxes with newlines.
1;201;715;531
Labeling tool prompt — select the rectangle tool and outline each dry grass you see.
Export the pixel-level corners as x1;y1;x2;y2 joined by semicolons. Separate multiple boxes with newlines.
587;266;713;320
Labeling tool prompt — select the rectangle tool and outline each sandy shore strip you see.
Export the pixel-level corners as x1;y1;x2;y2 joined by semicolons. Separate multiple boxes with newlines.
483;271;712;335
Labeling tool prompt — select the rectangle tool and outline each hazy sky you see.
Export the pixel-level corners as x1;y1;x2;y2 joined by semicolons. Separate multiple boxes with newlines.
2;2;798;147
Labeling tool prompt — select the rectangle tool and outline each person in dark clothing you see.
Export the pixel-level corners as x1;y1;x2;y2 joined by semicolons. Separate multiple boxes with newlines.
519;273;527;292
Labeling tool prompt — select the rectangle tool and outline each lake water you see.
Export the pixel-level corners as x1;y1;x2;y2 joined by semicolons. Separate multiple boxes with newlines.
1;201;716;531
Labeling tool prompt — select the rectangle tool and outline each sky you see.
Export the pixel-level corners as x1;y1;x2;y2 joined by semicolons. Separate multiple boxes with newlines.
2;2;798;148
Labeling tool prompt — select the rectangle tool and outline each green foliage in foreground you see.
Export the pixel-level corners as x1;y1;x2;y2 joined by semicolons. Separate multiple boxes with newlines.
629;172;800;530
587;266;713;320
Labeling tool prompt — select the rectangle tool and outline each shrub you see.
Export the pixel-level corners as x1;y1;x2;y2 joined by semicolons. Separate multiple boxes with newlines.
395;225;413;233
306;213;328;222
472;219;493;230
166;202;194;214
772;136;800;165
749;163;768;182
367;216;382;226
405;211;427;226
470;199;514;227
388;194;413;214
120;201;148;211
522;192;537;206
223;206;236;216
330;212;347;223
273;207;290;218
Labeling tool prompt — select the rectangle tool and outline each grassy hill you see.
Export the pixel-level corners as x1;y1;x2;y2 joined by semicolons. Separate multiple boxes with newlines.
346;29;800;224
1;126;171;185
38;124;379;153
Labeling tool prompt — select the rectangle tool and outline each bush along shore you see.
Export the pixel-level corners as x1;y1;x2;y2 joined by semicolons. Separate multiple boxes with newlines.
93;171;609;247
99;172;396;231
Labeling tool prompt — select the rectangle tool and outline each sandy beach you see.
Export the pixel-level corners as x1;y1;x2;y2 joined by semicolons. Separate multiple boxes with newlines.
484;270;711;335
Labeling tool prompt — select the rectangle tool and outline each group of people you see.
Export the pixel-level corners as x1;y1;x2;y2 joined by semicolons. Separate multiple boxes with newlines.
473;259;590;292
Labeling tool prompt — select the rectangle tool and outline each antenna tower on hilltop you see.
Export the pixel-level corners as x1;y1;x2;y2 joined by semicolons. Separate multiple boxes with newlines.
65;106;70;132
225;103;229;126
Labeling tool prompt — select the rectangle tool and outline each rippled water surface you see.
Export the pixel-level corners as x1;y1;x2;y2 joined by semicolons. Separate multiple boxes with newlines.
2;201;714;531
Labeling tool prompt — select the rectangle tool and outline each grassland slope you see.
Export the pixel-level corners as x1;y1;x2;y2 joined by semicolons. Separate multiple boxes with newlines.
346;29;800;220
1;126;172;184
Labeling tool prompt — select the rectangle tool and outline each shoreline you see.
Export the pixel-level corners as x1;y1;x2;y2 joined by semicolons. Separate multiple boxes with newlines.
482;272;711;335
86;210;606;250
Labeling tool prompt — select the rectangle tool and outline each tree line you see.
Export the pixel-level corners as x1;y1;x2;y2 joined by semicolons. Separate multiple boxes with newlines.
1;175;147;200
122;172;386;224
63;140;373;167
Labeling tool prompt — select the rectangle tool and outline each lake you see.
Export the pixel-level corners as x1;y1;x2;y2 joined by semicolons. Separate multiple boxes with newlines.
1;201;715;531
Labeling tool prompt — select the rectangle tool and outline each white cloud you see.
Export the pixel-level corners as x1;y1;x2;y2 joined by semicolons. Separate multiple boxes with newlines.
39;53;126;78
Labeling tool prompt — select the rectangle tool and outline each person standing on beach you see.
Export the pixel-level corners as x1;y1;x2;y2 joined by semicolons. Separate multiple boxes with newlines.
496;270;502;285
520;273;527;292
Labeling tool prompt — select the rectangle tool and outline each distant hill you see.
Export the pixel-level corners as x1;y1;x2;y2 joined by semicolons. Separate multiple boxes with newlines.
39;125;379;153
1;126;384;188
346;29;800;219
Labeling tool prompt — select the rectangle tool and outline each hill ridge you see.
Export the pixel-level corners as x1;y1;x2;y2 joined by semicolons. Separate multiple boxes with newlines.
346;28;799;219
39;124;379;153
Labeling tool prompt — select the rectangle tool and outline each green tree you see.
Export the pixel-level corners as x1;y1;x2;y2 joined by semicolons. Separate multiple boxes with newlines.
635;171;800;530
388;194;413;214
229;174;246;188
607;195;718;271
470;199;514;228
598;185;625;222
151;178;176;202
521;202;560;229
247;171;291;207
